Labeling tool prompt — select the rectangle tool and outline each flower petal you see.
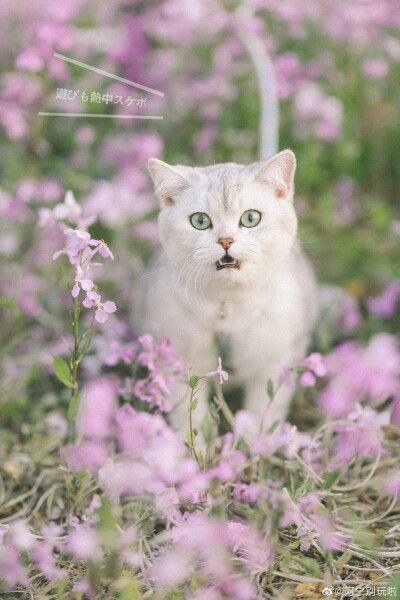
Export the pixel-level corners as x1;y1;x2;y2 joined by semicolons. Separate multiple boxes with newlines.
81;279;94;291
95;309;108;323
82;297;93;308
71;282;80;298
102;301;116;313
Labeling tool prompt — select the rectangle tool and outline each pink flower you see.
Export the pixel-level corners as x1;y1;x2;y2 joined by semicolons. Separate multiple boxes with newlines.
366;281;400;319
299;370;316;387
234;410;257;437
53;190;82;222
71;265;94;298
330;405;389;469
0;546;29;587
82;291;116;323
95;240;114;260
383;471;400;502
362;58;389;80
309;514;343;552
53;245;79;263
206;357;228;384
64;439;110;472
15;48;44;72
67;526;102;561
392;399;400;425
279;365;296;388
32;542;65;582
302;353;327;377
298;491;325;514
81;377;118;439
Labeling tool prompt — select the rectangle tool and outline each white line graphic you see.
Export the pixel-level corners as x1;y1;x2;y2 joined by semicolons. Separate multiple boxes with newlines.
53;52;165;97
38;113;163;119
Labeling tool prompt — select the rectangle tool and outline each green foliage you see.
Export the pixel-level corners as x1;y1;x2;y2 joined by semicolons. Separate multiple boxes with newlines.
53;356;76;389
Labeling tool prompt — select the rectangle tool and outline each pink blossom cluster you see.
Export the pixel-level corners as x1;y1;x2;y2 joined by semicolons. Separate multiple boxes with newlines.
366;280;400;319
279;352;327;389
318;333;400;419
119;333;185;412
53;221;116;323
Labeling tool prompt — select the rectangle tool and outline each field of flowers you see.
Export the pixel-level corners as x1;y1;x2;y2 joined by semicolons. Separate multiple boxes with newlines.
1;1;400;598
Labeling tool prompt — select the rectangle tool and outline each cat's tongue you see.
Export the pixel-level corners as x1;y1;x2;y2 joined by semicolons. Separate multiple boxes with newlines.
216;255;241;270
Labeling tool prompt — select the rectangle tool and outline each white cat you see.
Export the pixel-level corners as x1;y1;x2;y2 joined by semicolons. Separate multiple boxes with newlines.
139;149;318;441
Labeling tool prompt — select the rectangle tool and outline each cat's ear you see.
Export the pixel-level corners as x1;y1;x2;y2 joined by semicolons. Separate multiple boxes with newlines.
147;158;191;206
255;149;296;200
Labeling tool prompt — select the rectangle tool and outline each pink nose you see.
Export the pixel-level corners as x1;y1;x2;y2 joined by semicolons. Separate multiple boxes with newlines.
218;238;234;250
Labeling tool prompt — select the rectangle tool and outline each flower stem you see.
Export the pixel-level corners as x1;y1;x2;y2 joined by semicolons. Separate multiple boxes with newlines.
68;296;81;444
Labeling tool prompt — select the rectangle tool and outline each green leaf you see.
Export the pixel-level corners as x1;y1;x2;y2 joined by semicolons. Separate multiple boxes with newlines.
267;378;275;400
189;398;198;413
187;426;196;449
280;556;302;574
53;356;76;389
268;419;280;434
209;401;220;423
322;468;343;490
0;297;16;309
189;375;199;389
198;450;206;470
77;468;89;484
67;393;80;422
298;556;323;578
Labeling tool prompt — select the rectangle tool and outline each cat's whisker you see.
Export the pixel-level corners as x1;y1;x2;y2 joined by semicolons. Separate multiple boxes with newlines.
184;262;198;312
171;254;193;300
193;260;207;308
198;262;208;305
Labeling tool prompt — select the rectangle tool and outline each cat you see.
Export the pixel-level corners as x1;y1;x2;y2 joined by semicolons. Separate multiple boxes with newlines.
138;149;318;443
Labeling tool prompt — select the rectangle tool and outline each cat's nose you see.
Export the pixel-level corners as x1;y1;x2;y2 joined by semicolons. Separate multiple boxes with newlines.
218;238;234;250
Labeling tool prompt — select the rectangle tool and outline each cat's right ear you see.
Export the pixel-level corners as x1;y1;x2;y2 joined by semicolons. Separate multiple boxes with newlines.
147;158;191;206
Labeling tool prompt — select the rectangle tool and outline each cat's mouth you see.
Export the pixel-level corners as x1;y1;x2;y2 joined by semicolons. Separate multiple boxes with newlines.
216;255;242;270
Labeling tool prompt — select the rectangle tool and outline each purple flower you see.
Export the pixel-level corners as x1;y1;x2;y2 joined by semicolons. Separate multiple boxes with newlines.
82;291;117;323
32;542;65;582
302;352;327;377
94;240;114;260
383;471;400;502
330;405;389;469
53;190;82;222
206;357;228;385
234;410;257;437
366;281;400;319
64;439;110;472
80;377;118;439
71;265;94;298
392;399;400;425
67;526;102;561
0;545;29;587
298;491;326;514
299;370;316;387
279;365;296;388
309;514;343;552
317;334;400;418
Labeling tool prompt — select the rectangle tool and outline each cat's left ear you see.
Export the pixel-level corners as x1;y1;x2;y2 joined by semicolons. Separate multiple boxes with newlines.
147;158;192;206
255;149;296;200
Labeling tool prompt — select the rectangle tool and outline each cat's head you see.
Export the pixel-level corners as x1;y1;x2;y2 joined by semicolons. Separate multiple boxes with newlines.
147;150;298;287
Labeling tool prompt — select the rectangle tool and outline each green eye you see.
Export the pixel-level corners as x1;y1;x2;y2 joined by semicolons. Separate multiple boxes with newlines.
190;212;212;230
240;210;261;228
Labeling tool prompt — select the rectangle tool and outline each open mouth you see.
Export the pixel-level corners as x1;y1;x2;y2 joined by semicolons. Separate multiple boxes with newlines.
216;255;242;270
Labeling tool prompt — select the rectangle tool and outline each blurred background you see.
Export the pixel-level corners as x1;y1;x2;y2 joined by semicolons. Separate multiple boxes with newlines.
0;0;400;431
